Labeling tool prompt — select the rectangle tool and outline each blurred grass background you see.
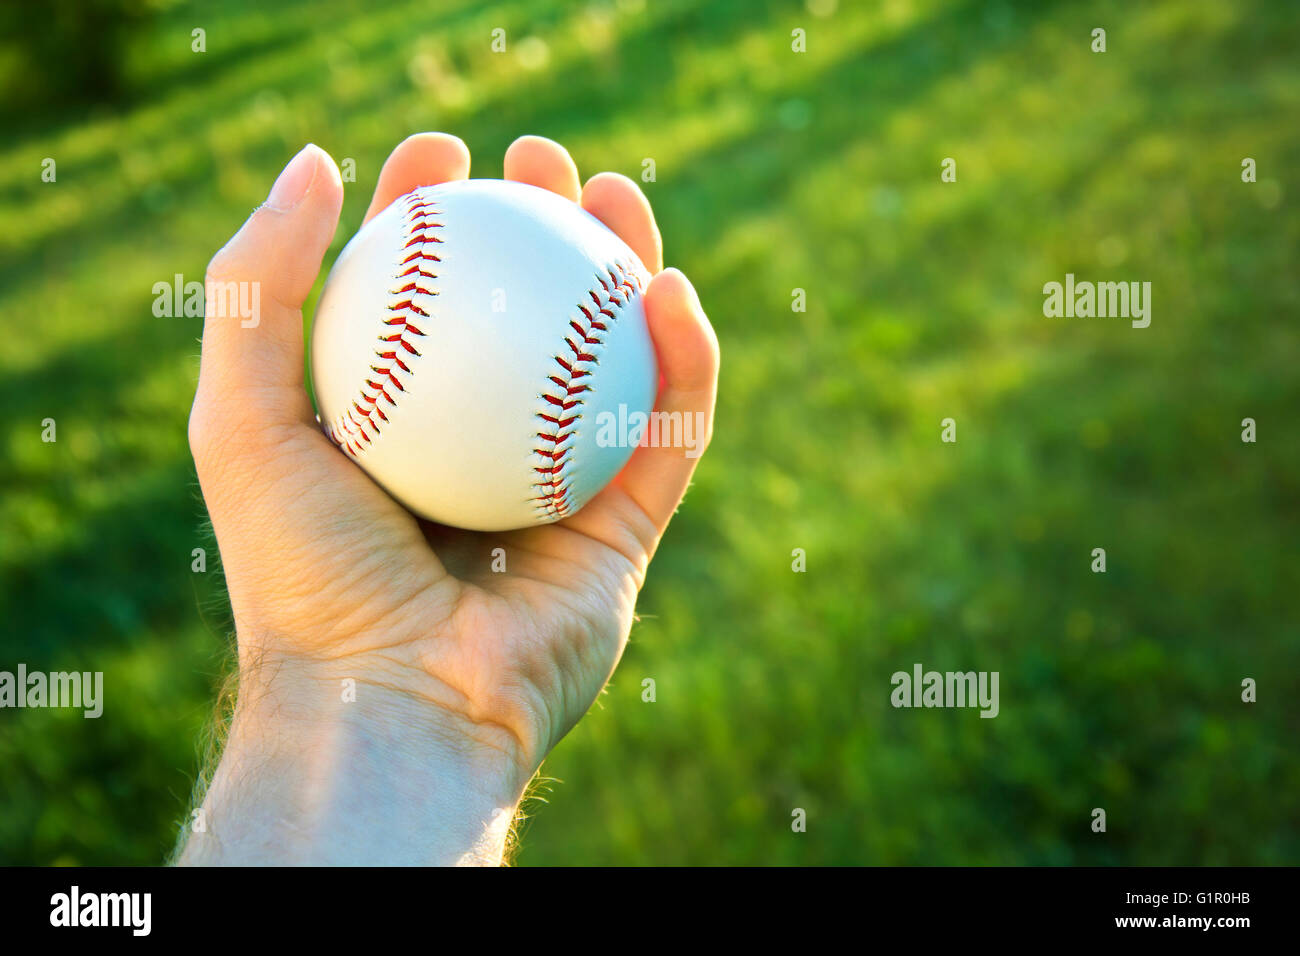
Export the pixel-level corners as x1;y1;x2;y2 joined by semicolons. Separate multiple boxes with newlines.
1;0;1297;865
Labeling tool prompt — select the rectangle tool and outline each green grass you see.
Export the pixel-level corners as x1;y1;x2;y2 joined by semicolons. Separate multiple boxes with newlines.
1;0;1297;865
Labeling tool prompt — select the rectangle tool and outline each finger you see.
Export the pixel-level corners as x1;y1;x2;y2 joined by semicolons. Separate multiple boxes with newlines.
609;268;718;532
363;132;471;224
198;143;343;426
581;172;662;275
503;135;581;202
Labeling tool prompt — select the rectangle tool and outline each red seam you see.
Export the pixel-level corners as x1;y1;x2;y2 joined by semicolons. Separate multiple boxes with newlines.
531;261;642;520
327;191;441;459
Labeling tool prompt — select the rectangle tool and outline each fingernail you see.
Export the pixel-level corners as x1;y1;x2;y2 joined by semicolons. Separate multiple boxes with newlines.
265;144;319;211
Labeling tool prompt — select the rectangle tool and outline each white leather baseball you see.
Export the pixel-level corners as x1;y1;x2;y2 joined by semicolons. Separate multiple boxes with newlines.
310;178;658;532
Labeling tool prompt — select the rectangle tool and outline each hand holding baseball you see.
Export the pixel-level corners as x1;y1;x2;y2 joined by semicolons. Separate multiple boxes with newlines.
183;134;718;864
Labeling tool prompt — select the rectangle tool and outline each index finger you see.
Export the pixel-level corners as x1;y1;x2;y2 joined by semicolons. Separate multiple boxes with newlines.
363;132;472;224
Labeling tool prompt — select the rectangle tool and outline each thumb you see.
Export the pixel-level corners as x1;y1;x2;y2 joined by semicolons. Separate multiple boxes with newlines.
197;144;344;426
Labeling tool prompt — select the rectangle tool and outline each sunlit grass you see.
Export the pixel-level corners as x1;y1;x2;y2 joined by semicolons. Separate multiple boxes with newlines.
0;0;1296;865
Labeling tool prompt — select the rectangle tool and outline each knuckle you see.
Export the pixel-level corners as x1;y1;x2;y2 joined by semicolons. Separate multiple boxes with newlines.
205;243;241;287
187;402;206;459
187;396;225;468
188;393;245;474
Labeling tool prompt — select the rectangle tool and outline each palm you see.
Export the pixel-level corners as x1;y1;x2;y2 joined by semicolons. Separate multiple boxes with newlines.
321;418;655;760
420;491;651;757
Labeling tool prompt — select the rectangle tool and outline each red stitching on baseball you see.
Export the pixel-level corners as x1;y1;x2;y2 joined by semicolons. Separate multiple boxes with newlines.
531;261;643;520
327;192;441;456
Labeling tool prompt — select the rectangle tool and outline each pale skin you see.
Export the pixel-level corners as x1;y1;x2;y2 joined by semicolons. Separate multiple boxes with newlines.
177;134;719;865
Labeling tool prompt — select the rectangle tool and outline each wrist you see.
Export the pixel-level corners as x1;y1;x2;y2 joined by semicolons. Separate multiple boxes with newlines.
180;654;531;866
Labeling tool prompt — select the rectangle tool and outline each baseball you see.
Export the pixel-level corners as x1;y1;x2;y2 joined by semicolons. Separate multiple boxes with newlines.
310;178;658;531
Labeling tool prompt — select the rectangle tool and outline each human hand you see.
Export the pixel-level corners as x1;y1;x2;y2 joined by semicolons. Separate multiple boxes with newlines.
181;134;718;864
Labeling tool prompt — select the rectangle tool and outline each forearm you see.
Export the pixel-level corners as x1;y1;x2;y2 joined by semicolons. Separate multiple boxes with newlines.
175;660;529;866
